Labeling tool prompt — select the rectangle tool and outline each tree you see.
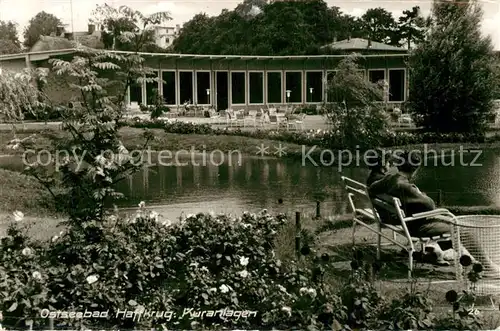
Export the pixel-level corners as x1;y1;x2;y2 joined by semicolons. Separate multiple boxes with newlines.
0;67;47;126
234;0;267;18
171;13;216;54
0;20;21;53
408;0;498;134
0;39;21;55
397;6;429;49
360;8;400;45
90;4;171;52
23;11;62;49
173;0;342;55
324;54;390;148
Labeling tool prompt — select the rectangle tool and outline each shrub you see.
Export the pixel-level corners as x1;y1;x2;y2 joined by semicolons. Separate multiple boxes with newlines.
296;105;319;115
123;117;494;152
323;54;392;149
0;207;350;330
0;219;48;329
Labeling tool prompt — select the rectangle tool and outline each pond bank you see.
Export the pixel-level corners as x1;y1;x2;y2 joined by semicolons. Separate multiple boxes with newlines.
1;128;500;161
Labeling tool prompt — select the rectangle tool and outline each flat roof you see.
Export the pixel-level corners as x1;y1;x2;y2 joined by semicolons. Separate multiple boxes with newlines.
0;48;410;62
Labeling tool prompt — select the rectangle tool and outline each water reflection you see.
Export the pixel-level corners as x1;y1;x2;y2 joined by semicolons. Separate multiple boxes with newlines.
1;149;500;220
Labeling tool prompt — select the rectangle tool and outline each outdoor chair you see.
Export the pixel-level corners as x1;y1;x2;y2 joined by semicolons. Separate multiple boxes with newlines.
244;111;258;127
208;109;221;124
267;114;280;129
235;112;245;127
341;176;458;280
226;111;238;127
294;113;307;130
166;108;179;118
254;112;265;128
343;177;500;294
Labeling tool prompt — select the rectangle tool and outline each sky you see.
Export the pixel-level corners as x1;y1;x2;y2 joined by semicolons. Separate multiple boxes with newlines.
0;0;499;50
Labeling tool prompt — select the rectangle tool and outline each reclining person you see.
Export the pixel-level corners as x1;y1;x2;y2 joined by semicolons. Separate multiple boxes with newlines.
366;148;395;187
369;151;500;273
368;151;453;266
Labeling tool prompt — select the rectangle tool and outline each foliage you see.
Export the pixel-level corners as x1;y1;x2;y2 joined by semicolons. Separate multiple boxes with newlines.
139;93;170;119
90;4;171;52
408;0;498;134
12;12;169;224
0;20;21;54
173;1;354;55
123;117;491;150
339;253;384;328
296;105;321;115
173;0;429;55
323;54;391;148
0;39;21;55
398;6;430;49
0;208;350;330
433;257;484;330
360;7;401;46
23;12;62;49
0;219;49;329
0;68;48;124
14;46;160;224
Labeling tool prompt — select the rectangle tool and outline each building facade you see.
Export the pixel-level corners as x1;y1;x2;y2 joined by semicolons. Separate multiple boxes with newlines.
0;39;410;111
152;25;182;49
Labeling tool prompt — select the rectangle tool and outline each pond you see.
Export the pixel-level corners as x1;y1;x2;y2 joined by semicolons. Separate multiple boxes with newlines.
1;148;499;220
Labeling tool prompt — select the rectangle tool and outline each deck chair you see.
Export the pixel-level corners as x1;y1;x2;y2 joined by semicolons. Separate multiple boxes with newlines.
341;176;460;279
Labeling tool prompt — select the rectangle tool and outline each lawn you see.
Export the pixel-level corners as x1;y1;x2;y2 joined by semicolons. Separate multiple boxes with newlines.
0;127;318;159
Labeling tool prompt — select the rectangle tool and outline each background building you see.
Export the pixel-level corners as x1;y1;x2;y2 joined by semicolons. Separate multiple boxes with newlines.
152;25;182;49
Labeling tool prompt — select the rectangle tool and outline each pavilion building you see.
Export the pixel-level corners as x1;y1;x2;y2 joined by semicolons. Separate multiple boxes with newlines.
0;38;409;111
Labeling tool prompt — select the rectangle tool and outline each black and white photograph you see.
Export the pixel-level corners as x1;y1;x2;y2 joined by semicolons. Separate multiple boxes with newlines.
0;0;500;329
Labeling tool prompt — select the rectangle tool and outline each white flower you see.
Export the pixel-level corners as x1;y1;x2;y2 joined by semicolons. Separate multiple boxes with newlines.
51;235;59;242
277;285;287;293
95;155;106;165
219;284;231;293
307;288;317;298
300;287;308;295
149;211;159;221
281;306;292;316
239;256;249;266
161;219;172;227
189;262;199;268
86;275;99;285
138;201;146;209
95;167;105;177
238;270;249;278
208;287;217;293
21;247;32;256
200;266;209;273
13;211;24;222
32;271;42;281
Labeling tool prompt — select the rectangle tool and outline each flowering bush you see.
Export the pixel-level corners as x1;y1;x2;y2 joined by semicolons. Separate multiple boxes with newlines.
0;206;349;330
0;213;49;329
